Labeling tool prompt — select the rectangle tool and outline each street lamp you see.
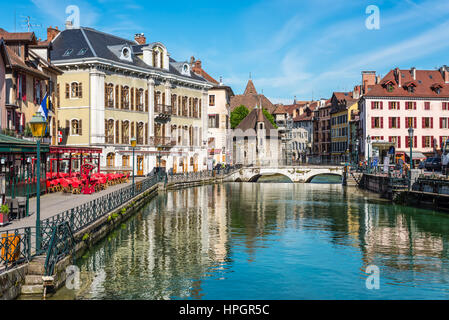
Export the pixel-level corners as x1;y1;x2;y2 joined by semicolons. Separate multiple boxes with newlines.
408;126;414;190
130;137;136;195
355;139;359;167
366;135;371;174
29;112;47;252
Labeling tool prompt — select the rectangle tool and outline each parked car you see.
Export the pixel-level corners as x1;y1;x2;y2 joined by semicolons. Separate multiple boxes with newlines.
424;157;442;171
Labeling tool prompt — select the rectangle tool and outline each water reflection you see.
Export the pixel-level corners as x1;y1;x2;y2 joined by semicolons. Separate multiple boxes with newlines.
72;183;449;300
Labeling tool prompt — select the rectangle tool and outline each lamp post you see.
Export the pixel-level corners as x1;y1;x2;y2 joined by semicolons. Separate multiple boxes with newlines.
131;137;136;195
29;112;47;252
366;135;371;174
355;139;359;168
408;126;414;190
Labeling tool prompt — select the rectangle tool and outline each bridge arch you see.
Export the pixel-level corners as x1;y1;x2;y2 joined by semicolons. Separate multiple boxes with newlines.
305;173;342;183
248;173;293;183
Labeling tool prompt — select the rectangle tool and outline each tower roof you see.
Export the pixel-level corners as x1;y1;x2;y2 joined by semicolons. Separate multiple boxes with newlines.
244;79;257;95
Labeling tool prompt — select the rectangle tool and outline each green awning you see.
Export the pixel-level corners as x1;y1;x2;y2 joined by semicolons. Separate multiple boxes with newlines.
0;134;50;153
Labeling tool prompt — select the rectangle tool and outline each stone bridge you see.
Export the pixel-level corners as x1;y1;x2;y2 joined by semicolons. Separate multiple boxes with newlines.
224;166;344;183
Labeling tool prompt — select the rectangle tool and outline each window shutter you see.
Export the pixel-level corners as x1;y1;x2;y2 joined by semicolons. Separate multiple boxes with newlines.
414;136;417;148
422;117;425;128
431;136;435;148
389;117;392;128
441;137;443;148
397;101;400;110
65;83;69;99
431;117;433;128
131;88;134;110
388;102;391;110
371;101;374;109
398;117;400;129
33;78;36;104
440;118;443;129
398;136;401;148
380;101;383;110
380;117;383;128
79;119;82;135
77;83;82;98
422;136;425;147
105;86;108;107
414;117;417;128
145;90;148;112
145;123;148;145
371;118;375;128
22;74;27;102
413;102;416;110
406;137;409;148
104;119;108;139
120;86;123;109
66;120;70;135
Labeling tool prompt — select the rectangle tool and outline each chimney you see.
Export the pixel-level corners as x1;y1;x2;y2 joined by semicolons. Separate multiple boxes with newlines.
134;33;146;45
353;85;360;99
411;67;416;80
219;76;223;86
65;20;73;30
440;65;449;84
376;75;381;84
361;71;376;94
395;67;401;87
47;26;60;42
195;60;202;69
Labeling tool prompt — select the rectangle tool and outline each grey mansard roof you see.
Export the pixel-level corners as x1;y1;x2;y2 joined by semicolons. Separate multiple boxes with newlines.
50;27;210;83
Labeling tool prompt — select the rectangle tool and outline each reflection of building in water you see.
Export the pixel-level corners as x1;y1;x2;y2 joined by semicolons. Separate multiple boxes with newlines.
79;184;230;299
360;203;445;273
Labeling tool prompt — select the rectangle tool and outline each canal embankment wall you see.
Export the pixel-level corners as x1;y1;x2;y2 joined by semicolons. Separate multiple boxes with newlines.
1;173;231;300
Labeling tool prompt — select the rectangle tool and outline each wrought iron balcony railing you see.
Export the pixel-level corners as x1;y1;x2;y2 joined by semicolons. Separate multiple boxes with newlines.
154;104;172;115
150;136;177;147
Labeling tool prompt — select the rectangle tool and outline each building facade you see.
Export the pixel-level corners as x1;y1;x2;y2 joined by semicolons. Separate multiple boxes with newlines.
360;66;449;164
0;28;61;141
330;92;358;163
207;84;234;165
51;26;213;175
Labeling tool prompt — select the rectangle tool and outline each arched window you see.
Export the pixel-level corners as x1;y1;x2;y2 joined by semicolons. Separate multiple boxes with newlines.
115;85;119;108
121;120;129;144
136;89;144;111
105;119;114;144
71;82;82;98
121;86;129;109
106;153;115;167
105;83;114;108
137;122;144;145
71;119;81;135
122;155;129;167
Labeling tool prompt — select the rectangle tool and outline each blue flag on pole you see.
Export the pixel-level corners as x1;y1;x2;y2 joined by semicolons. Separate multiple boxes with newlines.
38;93;49;121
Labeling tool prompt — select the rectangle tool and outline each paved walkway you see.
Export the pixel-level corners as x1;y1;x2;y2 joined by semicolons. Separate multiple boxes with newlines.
0;177;145;231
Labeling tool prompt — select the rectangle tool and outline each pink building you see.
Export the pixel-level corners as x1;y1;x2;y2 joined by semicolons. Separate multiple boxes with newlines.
0;40;6;130
360;66;449;163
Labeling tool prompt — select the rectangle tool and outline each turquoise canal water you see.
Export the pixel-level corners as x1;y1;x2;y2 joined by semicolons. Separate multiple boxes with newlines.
58;182;449;300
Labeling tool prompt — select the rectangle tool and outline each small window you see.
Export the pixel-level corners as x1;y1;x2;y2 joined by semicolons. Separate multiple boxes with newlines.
122;47;130;58
63;49;73;57
77;48;88;56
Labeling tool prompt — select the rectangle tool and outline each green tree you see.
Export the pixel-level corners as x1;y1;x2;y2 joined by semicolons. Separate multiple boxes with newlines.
263;108;277;128
230;105;249;129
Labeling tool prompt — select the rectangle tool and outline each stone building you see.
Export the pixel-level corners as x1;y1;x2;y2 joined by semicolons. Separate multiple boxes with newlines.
233;106;281;166
50;25;213;175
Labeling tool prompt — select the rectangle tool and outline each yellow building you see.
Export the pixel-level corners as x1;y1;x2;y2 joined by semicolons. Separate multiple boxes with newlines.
330;92;358;163
50;27;213;175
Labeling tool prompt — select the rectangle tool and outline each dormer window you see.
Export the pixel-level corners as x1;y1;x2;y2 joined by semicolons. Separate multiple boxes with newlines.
120;46;132;62
383;80;395;92
431;83;442;94
63;49;73;57
181;63;190;76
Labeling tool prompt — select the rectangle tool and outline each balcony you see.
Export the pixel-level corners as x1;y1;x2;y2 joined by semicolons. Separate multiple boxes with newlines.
154;104;172;124
150;136;176;148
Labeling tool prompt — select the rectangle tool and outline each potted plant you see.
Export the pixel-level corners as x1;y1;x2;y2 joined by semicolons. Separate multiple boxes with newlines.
0;204;10;226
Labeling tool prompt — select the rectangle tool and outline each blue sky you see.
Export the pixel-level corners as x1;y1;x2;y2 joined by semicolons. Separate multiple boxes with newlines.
2;0;449;103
